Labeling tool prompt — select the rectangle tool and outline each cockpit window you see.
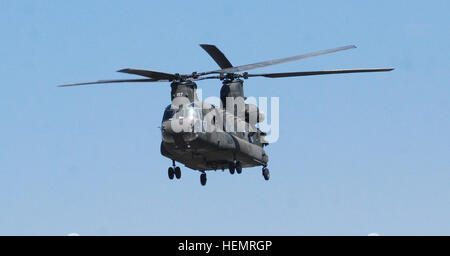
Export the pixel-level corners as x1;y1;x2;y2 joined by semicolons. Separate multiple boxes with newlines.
162;103;202;122
162;105;176;121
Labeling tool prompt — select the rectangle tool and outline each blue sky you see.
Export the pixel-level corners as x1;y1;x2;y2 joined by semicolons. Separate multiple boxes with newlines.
0;0;449;235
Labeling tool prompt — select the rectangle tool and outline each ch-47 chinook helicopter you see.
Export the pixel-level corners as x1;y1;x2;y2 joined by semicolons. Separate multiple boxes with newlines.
59;44;393;185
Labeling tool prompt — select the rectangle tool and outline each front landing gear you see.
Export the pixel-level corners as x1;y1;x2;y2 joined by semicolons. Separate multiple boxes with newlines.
262;167;270;181
168;160;181;180
174;166;181;179
200;172;207;186
168;167;175;180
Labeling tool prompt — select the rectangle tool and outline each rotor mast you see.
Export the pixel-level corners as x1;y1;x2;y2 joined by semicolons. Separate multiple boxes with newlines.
170;80;199;103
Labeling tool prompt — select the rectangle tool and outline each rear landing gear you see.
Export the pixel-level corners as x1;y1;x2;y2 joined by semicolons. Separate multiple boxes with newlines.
262;167;270;181
229;161;242;175
235;161;242;174
200;173;207;186
168;160;181;180
228;162;235;175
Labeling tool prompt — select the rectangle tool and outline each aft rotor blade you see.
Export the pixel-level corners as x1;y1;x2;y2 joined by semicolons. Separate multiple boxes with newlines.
57;78;161;87
199;44;233;69
246;68;394;78
206;45;357;74
118;68;177;80
194;75;221;81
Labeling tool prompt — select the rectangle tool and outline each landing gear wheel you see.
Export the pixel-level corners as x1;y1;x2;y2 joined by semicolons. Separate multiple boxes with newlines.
235;161;242;174
174;166;181;179
168;167;175;180
200;173;207;186
262;167;270;181
228;162;235;175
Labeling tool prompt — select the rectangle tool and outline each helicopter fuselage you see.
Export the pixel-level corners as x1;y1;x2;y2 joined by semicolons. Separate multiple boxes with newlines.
159;101;268;171
161;131;267;171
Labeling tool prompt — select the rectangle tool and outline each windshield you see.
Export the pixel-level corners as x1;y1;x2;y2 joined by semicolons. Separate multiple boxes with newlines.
171;104;201;119
162;103;202;122
183;104;201;120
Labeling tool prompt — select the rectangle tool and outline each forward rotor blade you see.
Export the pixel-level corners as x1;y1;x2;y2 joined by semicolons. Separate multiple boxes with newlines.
199;44;233;69
247;68;394;78
118;68;177;80
207;45;357;74
57;78;161;87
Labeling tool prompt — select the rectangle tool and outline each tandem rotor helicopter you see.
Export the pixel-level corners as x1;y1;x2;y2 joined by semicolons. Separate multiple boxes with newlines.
59;44;393;185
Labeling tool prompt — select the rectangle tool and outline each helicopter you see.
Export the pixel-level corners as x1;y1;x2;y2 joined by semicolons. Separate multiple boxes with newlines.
59;44;393;185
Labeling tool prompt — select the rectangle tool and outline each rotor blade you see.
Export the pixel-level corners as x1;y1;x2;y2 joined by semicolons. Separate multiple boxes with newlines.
194;75;221;81
205;45;357;74
57;78;161;87
246;68;394;78
118;68;177;80
199;44;233;69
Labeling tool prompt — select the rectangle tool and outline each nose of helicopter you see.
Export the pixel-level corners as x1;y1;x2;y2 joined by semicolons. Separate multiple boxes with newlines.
161;120;176;135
